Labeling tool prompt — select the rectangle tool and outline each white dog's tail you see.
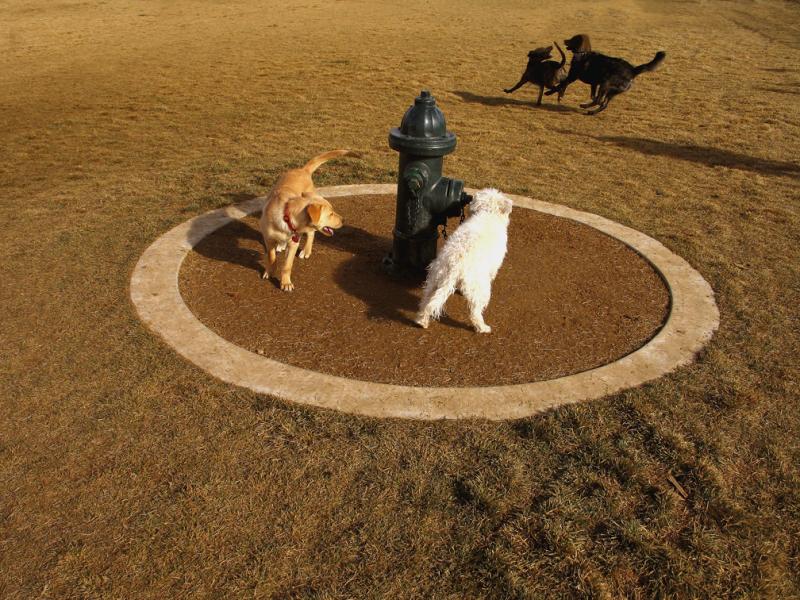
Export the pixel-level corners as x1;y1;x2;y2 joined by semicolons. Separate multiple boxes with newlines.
419;265;459;321
302;149;360;174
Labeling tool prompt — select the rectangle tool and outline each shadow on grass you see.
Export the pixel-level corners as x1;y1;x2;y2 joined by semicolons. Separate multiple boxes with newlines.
450;90;577;112
221;191;261;204
563;133;800;178
754;86;800;96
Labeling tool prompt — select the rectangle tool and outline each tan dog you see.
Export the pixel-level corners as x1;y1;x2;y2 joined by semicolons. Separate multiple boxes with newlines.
259;149;355;291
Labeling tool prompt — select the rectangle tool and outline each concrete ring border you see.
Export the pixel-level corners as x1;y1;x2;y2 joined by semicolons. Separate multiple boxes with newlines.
130;183;719;420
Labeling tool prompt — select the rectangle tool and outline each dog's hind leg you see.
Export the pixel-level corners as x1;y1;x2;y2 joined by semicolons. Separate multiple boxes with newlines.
504;76;527;94
416;274;456;329
587;96;611;115
415;301;433;329
463;279;492;333
546;83;566;102
587;101;611;115
580;84;608;108
587;87;620;115
580;84;602;108
536;85;544;106
467;291;492;333
416;285;452;328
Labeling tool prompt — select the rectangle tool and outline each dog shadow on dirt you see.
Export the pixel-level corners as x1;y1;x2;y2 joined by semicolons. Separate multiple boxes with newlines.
189;219;262;271
187;199;473;330
188;214;422;324
451;89;577;112
186;202;286;290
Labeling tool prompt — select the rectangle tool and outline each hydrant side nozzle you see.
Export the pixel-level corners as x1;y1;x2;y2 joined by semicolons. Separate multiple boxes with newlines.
425;176;466;219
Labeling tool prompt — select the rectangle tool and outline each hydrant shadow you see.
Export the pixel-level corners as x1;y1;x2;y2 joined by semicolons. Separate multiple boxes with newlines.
319;225;421;326
319;225;474;331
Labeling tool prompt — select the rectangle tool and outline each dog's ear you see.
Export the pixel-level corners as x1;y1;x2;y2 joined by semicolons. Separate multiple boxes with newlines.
565;34;590;52
528;46;552;60
306;203;323;225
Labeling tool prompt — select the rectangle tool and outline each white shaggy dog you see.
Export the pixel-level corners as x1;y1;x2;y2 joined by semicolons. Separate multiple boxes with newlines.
415;188;512;333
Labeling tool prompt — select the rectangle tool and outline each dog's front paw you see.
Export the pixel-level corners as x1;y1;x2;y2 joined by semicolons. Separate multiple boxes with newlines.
299;250;311;259
415;315;430;329
280;280;295;292
475;324;492;334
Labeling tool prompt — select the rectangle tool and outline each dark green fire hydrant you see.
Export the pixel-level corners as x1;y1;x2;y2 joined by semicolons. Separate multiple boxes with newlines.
384;90;472;275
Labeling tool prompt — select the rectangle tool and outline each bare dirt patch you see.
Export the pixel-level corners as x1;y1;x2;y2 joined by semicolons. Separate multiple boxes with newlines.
179;194;669;386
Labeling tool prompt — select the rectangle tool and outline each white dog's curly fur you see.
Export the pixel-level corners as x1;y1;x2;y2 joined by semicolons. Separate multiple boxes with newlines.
415;188;512;333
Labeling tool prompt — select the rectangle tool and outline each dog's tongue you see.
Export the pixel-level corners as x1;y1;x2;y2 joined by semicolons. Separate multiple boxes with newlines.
323;227;334;236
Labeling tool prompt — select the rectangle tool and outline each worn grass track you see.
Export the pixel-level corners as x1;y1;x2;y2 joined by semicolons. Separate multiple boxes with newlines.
1;0;799;597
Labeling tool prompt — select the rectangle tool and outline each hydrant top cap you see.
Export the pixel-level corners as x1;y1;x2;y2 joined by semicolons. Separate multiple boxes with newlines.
388;90;457;157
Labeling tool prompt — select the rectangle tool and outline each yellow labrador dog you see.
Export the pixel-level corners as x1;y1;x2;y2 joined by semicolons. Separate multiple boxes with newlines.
259;149;355;291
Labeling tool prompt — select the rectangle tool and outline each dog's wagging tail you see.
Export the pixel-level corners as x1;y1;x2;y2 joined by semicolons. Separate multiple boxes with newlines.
634;51;666;75
302;149;361;174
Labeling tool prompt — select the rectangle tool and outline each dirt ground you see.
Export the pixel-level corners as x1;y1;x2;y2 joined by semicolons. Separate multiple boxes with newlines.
2;0;799;597
180;195;669;386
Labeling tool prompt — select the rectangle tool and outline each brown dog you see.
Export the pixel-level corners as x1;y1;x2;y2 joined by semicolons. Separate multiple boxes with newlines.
259;150;356;291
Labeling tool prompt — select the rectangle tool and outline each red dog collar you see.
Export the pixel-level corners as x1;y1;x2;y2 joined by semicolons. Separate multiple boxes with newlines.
283;206;300;243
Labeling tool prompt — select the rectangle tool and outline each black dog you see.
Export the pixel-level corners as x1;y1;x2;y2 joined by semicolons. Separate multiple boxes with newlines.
548;34;666;115
504;42;567;106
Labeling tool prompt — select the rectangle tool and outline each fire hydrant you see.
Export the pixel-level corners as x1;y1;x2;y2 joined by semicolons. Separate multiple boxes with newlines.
385;90;472;275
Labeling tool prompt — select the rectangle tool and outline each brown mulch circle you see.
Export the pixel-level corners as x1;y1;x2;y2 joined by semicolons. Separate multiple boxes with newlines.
179;194;670;387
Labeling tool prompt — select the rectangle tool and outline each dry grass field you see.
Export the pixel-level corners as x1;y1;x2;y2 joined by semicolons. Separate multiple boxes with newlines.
2;0;799;597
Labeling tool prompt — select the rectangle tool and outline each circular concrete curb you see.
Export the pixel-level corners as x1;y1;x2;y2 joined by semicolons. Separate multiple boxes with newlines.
130;184;719;420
